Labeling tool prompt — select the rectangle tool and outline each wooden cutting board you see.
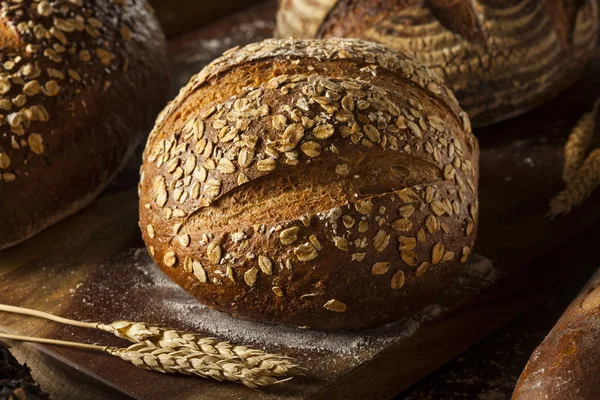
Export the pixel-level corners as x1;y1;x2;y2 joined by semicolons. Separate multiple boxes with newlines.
2;2;600;399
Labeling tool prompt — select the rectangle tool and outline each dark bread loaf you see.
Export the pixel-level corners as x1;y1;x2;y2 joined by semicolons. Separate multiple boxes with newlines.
513;269;600;400
0;0;169;250
139;38;479;330
276;0;599;127
0;345;49;400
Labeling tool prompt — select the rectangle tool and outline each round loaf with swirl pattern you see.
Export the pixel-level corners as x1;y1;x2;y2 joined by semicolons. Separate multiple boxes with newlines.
0;0;169;249
276;0;599;127
139;38;479;330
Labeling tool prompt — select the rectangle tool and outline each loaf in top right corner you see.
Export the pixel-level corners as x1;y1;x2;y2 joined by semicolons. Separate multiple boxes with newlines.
276;0;599;127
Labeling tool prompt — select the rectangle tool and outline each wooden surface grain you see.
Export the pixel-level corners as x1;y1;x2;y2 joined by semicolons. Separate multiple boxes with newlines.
1;2;600;399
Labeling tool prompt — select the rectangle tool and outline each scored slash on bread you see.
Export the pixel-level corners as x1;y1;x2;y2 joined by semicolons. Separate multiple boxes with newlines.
139;38;479;330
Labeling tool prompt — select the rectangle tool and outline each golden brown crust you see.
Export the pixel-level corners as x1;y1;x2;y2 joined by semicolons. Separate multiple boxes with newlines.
139;38;479;330
0;0;169;249
513;269;600;400
276;0;599;127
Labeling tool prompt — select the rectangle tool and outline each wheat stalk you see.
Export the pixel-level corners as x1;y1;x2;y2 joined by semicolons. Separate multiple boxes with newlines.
0;334;289;389
563;98;600;183
551;148;600;216
0;304;302;382
96;321;300;377
108;343;289;388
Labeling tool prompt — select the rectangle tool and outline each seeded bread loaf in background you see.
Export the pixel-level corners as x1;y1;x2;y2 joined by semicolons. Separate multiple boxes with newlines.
276;0;599;127
0;0;169;250
513;268;600;400
139;38;479;330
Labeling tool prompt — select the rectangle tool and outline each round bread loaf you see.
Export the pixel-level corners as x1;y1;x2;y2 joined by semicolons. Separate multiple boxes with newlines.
139;38;479;330
276;0;599;127
0;0;169;249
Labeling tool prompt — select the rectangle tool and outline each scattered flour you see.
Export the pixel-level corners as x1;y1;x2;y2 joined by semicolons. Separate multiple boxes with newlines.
73;249;497;357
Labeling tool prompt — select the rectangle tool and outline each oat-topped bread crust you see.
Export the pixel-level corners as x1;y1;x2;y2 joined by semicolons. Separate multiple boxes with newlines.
276;0;599;127
139;38;479;330
0;0;169;249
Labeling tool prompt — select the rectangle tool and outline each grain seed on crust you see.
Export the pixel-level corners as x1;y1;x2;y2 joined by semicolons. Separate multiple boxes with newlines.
355;200;373;215
279;226;300;245
373;230;391;252
300;141;322;157
207;243;222;265
432;242;445;265
401;250;418;267
398;236;416;251
358;221;369;233
257;159;277;172
244;267;259;287
372;262;391;275
217;158;236;174
280;123;304;151
258;255;273;275
323;299;347;312
163;251;177;267
426;215;438;233
309;235;323;250
333;236;349;251
461;247;471;263
192;260;207;283
430;201;447;216
342;215;355;228
294;242;318;261
391;270;406;289
398;205;415;218
313;124;334;139
392;218;413;232
178;234;190;247
415;262;430;277
205;178;222;198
